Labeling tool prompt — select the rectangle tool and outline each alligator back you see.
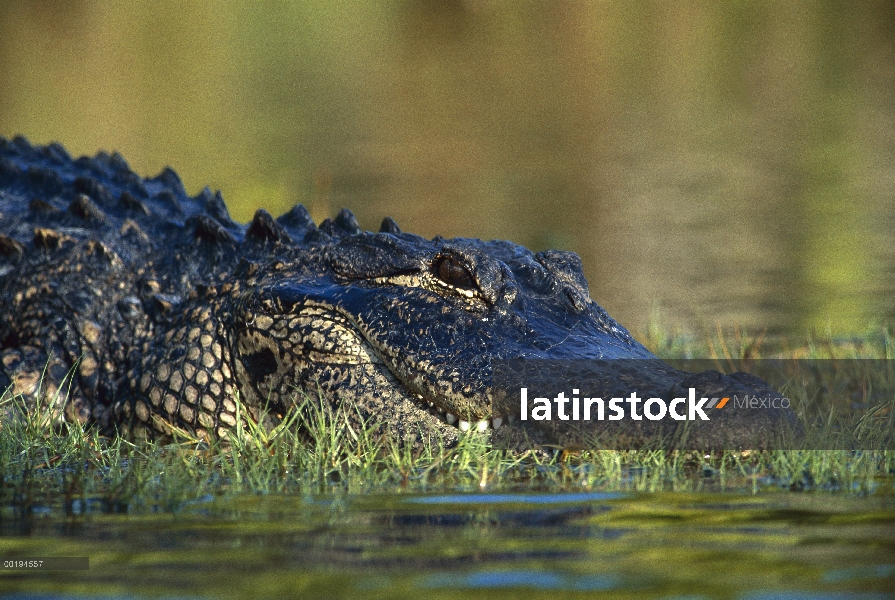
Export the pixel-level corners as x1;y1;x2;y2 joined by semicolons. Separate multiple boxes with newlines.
0;135;382;438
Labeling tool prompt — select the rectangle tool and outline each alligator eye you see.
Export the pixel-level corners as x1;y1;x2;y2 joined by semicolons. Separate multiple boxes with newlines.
434;256;475;289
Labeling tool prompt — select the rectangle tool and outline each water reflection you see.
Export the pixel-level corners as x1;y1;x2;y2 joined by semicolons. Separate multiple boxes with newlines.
1;492;893;598
404;492;623;504
1;1;893;336
420;569;622;591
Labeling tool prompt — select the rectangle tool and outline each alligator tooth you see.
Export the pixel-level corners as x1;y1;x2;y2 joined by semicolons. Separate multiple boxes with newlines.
491;417;503;430
446;413;457;425
458;420;470;432
476;420;488;432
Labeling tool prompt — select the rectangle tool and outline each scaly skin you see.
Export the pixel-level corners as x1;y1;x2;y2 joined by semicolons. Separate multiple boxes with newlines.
0;136;795;449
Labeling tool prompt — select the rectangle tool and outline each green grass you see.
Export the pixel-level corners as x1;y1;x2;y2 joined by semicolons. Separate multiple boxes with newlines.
1;328;894;516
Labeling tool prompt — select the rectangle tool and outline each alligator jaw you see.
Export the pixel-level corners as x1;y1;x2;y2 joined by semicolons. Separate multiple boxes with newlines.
257;303;502;432
411;392;505;431
348;329;505;432
351;329;504;431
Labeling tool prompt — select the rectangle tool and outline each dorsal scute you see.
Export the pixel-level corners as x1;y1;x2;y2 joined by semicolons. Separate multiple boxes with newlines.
379;216;401;234
73;176;114;207
1;138;432;258
276;203;322;242
27;165;65;196
68;194;108;223
119;191;150;216
194;188;235;225
28;199;59;217
190;214;237;246
109;151;130;173
0;234;24;257
152;190;185;219
33;227;75;250
151;167;187;198
335;208;362;235
11;135;32;152
246;208;294;245
43;142;71;164
319;208;361;240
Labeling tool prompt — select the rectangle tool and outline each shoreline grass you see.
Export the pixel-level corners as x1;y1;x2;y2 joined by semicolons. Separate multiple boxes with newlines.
2;328;894;518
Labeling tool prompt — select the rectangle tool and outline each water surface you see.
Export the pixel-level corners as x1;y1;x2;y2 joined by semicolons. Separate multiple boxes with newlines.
1;491;894;598
2;2;894;336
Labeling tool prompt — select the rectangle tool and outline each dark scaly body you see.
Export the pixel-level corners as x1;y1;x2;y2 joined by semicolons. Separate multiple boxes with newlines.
0;136;793;448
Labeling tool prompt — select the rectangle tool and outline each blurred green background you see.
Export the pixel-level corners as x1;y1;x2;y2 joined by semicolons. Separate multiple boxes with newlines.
1;1;894;338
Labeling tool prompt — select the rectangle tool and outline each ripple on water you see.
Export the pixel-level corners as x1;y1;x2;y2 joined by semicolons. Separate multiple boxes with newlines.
403;492;625;505
419;569;622;590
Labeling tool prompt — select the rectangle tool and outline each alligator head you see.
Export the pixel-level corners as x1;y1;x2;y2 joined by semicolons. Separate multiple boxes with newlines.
227;216;796;450
229;216;753;447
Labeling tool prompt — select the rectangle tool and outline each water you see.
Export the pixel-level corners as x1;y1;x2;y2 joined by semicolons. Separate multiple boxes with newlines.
1;2;894;336
1;492;893;598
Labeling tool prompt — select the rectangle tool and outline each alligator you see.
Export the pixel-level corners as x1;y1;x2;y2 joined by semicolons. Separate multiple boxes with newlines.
0;136;797;450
